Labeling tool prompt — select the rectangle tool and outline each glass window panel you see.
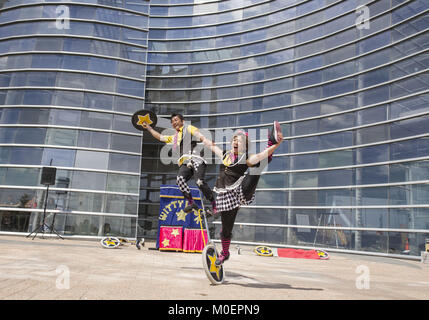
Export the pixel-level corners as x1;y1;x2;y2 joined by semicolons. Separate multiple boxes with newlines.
42;148;75;167
71;171;106;191
114;96;143;114
254;191;287;206
84;92;113;110
1;147;43;165
356;125;389;144
391;116;429;139
0;127;46;144
292;136;319;153
357;105;387;125
320;131;353;150
359;85;389;106
3;167;40;186
319;150;353;168
113;114;134;133
62;55;89;70
27;71;56;86
92;40;120;57
361;187;388;206
18;108;50;124
358;31;391;54
67;193;103;213
77;130;110;149
63;38;91;53
106;173;139;193
291;172;318;188
56;72;84;89
31;54;61;68
23;90;53;105
291;153;318;170
75;150;109;170
80;111;112;130
88;57;117;74
118;61;145;79
111;134;141;153
105;194;138;215
359;165;388;185
53;90;84;107
389;185;409;205
358;144;389;164
45;128;77;146
86;75;114;92
109;153;140;172
49;109;81;126
319;169;354;187
116;78;145;97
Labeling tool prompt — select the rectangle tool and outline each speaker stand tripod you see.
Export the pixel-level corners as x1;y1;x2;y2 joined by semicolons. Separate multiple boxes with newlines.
27;184;64;240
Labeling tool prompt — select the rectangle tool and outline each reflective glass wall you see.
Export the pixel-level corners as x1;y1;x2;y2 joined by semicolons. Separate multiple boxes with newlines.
0;0;149;237
143;0;429;257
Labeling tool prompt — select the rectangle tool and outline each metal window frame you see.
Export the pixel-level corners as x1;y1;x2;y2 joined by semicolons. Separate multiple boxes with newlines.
146;0;415;58
0;184;139;197
0;143;142;156
0;1;150;17
0;68;146;83
0;206;138;219
0;164;141;176
146;47;428;92
148;0;372;48
0;85;146;100
0;17;150;33
0;33;148;51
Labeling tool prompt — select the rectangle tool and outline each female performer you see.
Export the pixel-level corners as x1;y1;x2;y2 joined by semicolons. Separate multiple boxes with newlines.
200;121;283;265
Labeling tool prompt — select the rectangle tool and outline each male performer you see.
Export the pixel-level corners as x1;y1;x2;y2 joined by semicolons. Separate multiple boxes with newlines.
142;113;217;215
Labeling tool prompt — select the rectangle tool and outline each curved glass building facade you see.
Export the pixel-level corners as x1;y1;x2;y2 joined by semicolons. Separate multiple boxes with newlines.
0;0;149;238
1;0;429;258
142;0;429;258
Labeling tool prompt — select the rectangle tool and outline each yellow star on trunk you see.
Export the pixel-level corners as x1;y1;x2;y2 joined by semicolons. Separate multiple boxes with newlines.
171;229;179;237
162;238;170;247
136;114;153;127
176;209;188;222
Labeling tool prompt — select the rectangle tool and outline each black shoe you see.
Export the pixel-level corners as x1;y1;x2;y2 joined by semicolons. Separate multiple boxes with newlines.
268;121;281;145
184;202;199;213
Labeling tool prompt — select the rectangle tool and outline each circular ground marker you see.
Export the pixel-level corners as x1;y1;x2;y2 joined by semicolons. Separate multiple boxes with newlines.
100;237;121;249
254;245;273;257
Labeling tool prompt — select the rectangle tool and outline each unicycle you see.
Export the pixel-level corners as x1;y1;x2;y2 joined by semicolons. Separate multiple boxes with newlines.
198;195;225;285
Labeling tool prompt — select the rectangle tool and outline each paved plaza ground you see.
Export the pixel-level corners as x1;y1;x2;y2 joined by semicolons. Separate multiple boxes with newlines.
0;235;428;301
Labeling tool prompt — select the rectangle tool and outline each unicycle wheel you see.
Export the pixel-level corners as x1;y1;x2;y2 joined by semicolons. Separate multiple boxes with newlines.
202;242;224;285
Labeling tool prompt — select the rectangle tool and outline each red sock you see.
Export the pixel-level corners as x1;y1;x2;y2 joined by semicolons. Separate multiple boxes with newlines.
221;237;231;255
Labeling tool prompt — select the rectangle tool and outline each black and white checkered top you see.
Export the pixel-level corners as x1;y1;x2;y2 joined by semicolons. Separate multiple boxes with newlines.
214;151;256;213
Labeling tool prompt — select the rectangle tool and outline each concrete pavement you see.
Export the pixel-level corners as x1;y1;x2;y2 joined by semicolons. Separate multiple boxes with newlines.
0;235;428;300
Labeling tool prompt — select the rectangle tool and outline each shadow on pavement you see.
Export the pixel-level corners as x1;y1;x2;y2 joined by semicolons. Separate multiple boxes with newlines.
221;271;324;291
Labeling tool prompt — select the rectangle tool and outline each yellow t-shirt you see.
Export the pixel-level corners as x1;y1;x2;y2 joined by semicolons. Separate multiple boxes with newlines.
163;125;199;165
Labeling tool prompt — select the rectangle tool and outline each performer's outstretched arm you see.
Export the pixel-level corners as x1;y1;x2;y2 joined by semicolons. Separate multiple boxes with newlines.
141;122;169;142
196;132;224;159
246;131;283;166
